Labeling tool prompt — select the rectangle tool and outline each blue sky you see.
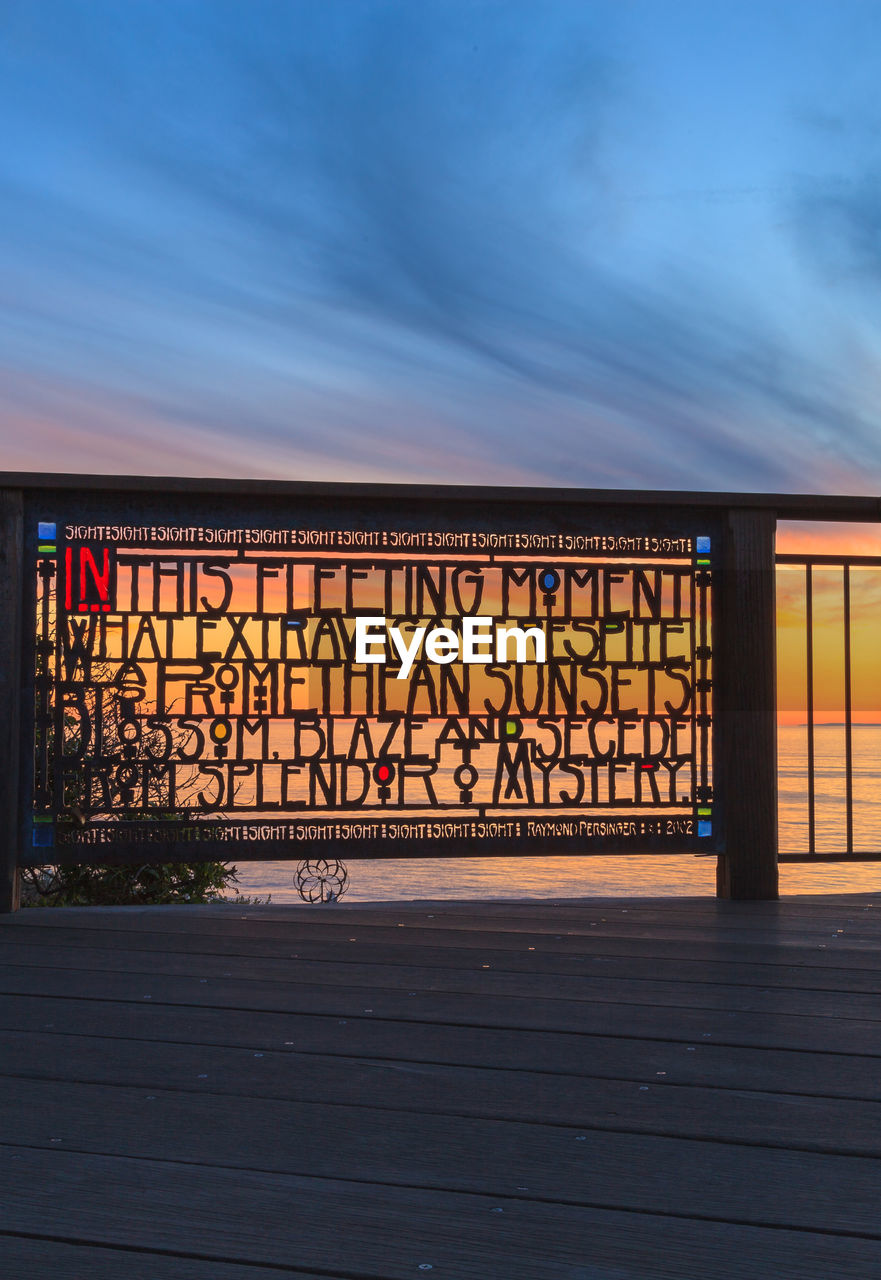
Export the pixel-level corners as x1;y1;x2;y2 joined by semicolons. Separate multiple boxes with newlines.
2;0;881;491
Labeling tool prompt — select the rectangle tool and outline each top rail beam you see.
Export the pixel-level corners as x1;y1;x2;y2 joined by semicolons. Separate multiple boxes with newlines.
776;554;881;566
2;472;880;522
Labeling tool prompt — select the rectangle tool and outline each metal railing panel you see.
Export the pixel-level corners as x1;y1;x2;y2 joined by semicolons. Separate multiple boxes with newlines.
776;554;881;862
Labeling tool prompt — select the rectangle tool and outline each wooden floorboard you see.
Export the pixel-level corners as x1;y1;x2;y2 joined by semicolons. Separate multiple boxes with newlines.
2;895;881;1278
4;962;881;1052
5;1031;881;1153
8;936;881;1004
11;905;881;967
0;1236;340;1280
6;998;881;1100
7;945;881;1026
6;925;881;991
3;1074;881;1232
14;894;881;937
14;911;881;951
4;1145;881;1280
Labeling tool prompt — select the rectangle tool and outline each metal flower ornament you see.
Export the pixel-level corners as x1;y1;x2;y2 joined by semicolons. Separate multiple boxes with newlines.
294;859;350;904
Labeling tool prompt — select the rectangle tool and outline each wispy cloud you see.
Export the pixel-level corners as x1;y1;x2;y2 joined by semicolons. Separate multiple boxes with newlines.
2;1;881;491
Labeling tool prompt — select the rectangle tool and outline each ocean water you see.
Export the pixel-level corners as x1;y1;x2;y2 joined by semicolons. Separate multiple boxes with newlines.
227;726;881;903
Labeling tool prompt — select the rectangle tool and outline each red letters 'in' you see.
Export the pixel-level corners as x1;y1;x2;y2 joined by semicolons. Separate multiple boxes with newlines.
65;546;112;612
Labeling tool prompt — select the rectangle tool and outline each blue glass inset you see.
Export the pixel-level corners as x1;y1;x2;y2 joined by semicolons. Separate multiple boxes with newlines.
696;536;711;553
32;825;55;848
697;821;712;838
38;522;56;540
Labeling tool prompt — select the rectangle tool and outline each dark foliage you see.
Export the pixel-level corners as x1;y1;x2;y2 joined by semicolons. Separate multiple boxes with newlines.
21;860;242;907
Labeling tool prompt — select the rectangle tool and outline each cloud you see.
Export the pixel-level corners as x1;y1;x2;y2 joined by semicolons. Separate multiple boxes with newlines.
794;172;881;290
2;1;881;494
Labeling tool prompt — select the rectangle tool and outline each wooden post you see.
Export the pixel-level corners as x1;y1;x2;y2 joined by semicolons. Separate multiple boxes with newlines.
716;507;779;900
0;488;23;913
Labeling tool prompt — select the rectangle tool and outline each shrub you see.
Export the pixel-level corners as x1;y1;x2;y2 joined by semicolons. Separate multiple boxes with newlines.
21;860;251;907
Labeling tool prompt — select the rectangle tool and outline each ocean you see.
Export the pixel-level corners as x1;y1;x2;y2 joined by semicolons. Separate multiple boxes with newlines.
229;724;881;903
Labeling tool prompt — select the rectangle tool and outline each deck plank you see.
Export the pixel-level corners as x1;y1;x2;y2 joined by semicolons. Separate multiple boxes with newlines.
3;1145;881;1280
3;962;881;1053
3;1075;881;1231
12;895;881;938
4;997;881;1098
9;904;881;967
5;925;881;990
6;939;881;1006
4;1030;881;1153
8;916;881;983
1;1236;340;1280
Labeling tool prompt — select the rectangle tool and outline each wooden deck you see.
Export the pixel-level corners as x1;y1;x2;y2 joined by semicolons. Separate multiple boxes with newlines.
2;893;881;1279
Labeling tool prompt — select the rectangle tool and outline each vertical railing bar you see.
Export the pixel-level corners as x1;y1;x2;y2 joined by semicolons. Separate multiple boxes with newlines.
700;567;710;802
0;489;24;913
690;556;697;810
843;563;854;855
805;563;815;857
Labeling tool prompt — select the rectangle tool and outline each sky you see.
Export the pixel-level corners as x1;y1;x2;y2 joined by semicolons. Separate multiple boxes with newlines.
2;0;881;492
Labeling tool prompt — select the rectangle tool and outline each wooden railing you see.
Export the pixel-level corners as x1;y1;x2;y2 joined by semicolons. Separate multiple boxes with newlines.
1;473;879;910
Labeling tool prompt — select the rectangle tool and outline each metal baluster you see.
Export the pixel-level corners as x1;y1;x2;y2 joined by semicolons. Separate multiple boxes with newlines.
805;564;815;857
843;564;853;855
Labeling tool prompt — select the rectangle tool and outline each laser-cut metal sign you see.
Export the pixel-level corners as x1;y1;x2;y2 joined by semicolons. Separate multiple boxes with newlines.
24;490;716;863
